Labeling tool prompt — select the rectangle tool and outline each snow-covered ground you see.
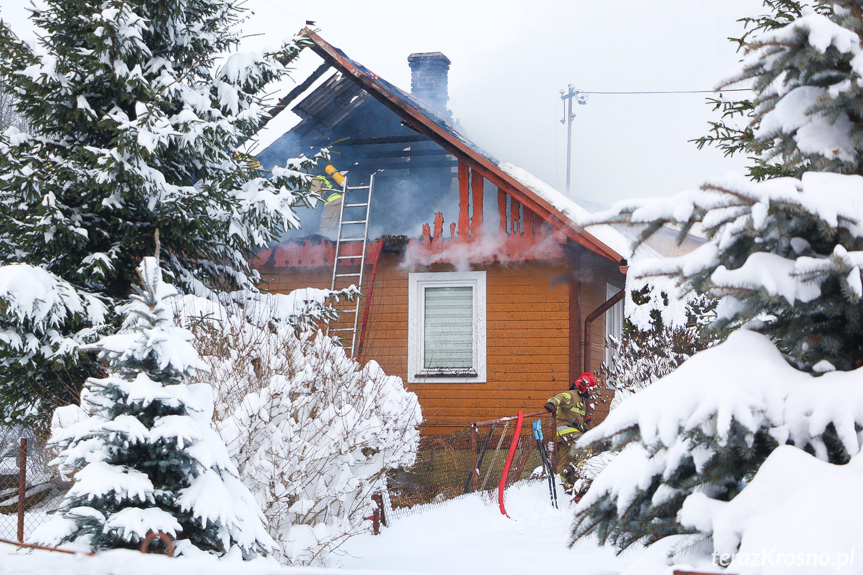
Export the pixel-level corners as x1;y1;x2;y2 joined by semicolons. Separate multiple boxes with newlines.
0;480;643;575
336;480;636;574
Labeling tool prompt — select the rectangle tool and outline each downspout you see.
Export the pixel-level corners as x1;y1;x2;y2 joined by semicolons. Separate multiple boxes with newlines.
582;288;625;374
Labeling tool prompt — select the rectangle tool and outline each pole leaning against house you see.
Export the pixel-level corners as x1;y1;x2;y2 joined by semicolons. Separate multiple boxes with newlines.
17;437;27;543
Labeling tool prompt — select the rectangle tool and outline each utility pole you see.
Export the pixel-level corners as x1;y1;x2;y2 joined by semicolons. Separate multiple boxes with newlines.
560;85;588;197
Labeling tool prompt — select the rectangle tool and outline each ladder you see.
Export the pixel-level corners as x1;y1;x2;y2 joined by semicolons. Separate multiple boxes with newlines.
328;173;375;357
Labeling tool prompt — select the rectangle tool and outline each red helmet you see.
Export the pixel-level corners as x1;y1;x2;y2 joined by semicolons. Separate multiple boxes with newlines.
573;372;597;394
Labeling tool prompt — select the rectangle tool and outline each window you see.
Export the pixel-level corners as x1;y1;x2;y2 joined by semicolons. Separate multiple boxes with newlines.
408;271;486;383
605;283;624;367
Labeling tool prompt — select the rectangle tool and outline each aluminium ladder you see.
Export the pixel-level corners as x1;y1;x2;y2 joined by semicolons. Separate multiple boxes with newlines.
328;173;375;357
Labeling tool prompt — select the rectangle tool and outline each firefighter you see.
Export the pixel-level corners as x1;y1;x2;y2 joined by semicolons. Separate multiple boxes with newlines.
544;372;597;492
312;164;346;234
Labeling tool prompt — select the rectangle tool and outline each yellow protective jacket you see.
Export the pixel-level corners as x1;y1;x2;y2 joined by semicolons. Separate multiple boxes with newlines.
546;390;587;434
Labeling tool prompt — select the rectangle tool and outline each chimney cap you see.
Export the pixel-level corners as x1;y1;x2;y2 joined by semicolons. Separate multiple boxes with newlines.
407;52;451;66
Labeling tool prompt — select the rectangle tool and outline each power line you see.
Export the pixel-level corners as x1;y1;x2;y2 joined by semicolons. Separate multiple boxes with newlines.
255;0;305;23
582;88;752;95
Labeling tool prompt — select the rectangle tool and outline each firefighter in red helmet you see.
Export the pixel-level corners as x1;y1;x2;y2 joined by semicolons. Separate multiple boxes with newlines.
544;372;597;493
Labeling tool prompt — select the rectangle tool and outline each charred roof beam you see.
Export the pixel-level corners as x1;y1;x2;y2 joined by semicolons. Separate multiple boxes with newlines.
331;135;428;146
260;62;331;130
346;147;454;160
337;157;456;170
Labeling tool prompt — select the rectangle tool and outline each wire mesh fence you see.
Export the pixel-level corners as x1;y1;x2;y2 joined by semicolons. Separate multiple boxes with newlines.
384;411;555;521
0;429;68;543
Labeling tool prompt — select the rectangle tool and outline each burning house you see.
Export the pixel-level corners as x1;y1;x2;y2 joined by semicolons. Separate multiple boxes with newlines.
253;29;635;434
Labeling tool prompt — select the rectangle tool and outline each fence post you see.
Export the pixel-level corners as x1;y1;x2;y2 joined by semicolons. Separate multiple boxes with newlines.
371;492;387;527
17;437;28;543
470;425;478;493
372;506;381;535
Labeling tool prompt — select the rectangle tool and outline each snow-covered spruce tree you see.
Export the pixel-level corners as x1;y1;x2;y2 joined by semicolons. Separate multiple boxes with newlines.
0;265;107;421
0;1;319;430
692;0;832;181
35;257;272;557
613;2;863;373
730;0;863;177
177;294;422;566
572;2;863;554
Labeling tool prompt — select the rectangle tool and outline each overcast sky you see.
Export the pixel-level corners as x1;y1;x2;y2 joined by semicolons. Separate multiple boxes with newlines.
0;0;765;207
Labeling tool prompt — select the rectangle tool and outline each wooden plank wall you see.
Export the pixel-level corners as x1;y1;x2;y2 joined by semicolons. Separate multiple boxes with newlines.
359;258;572;435
260;266;332;295
258;251;625;435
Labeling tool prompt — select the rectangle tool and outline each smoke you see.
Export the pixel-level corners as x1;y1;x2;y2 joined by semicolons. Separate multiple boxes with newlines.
367;174;459;239
400;223;564;273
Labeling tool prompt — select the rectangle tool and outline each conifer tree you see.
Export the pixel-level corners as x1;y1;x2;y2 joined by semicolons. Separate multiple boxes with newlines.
0;1;319;429
36;257;272;556
693;1;863;180
611;0;863;372
574;0;863;552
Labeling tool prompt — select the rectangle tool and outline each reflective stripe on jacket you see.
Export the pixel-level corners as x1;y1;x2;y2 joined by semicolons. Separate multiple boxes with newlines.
318;176;344;205
546;390;587;432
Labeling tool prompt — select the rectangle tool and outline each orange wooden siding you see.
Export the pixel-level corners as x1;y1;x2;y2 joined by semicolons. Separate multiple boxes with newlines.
393;260;571;434
258;251;624;435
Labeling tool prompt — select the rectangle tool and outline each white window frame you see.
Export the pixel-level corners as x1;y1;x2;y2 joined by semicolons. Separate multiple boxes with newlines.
605;283;624;367
408;271;486;383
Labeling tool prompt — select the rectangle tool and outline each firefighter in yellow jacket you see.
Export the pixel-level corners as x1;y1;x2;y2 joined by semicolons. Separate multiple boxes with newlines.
544;372;597;492
311;164;346;234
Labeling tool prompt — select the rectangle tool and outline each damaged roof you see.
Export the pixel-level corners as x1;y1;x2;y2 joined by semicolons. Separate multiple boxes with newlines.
267;28;629;263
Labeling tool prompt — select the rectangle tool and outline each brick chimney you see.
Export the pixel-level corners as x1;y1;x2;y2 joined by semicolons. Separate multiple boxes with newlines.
408;52;451;117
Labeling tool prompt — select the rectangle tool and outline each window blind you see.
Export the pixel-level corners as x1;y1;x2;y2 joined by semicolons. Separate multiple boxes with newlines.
423;286;474;370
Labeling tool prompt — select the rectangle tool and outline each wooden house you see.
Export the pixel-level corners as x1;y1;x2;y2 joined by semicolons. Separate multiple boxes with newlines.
253;29;634;435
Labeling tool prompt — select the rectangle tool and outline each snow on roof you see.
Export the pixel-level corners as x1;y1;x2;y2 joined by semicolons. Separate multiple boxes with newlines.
499;162;640;260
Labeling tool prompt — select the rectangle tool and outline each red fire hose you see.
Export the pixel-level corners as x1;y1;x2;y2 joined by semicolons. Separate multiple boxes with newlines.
497;410;524;517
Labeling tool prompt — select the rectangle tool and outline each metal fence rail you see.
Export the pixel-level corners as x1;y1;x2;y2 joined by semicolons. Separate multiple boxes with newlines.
0;432;68;543
385;411;555;521
2;414;560;541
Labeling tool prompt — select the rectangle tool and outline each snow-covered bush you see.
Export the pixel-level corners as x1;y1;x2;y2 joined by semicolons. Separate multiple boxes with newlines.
601;278;715;408
34;258;272;557
178;294;422;566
